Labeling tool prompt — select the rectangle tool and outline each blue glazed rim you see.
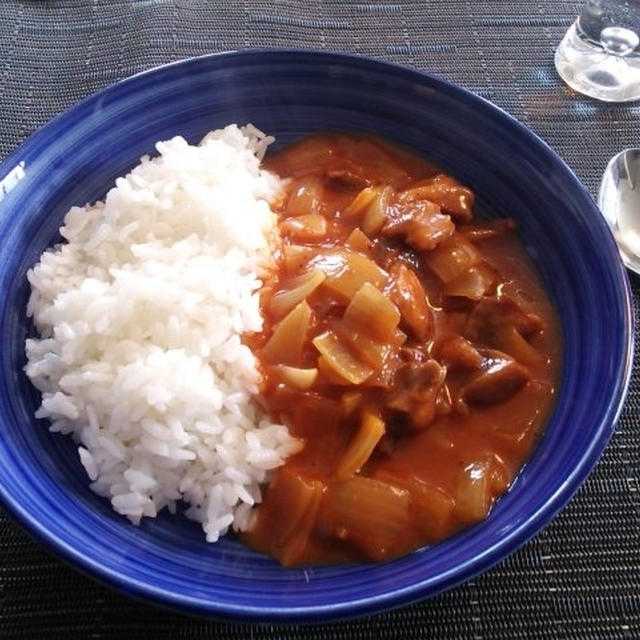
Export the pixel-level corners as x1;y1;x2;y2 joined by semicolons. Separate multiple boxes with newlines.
0;50;634;622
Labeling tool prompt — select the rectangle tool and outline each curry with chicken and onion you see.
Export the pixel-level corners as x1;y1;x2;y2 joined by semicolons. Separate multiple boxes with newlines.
243;133;560;565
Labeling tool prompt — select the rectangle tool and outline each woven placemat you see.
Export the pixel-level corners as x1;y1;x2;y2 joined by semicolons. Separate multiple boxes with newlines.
1;2;639;638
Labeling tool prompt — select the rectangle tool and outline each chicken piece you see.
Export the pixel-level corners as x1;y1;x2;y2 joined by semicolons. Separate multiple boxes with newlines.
435;335;483;370
397;174;474;222
383;200;455;251
465;294;545;343
459;350;530;405
388;263;434;341
326;168;371;190
386;359;447;429
398;346;430;364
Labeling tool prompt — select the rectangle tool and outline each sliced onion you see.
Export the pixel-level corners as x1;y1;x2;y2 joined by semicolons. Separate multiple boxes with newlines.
343;282;400;341
335;411;385;482
312;330;373;385
444;262;497;300
344;186;379;219
345;227;373;253
310;250;388;303
321;476;410;561
261;301;311;366
362;185;393;236
282;245;315;272
268;365;318;390
286;176;324;217
424;232;481;283
268;269;326;319
279;214;328;242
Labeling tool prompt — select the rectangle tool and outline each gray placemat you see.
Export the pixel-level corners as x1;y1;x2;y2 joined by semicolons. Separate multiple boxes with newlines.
1;2;639;638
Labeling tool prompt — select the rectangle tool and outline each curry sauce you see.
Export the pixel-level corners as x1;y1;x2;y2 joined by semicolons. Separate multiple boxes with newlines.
242;133;560;565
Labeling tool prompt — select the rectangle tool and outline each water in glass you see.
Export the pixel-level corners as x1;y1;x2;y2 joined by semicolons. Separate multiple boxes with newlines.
555;0;640;101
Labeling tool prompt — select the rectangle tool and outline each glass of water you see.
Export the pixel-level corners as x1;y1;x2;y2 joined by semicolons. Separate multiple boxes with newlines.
555;0;640;102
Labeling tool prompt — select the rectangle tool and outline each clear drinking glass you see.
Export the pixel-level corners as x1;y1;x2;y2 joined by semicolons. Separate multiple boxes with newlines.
555;0;640;102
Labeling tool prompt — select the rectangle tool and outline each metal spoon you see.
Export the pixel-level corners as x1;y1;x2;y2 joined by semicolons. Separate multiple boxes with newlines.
598;148;640;275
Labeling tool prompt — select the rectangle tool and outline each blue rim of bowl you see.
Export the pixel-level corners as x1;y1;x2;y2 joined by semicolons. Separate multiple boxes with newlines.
0;49;634;622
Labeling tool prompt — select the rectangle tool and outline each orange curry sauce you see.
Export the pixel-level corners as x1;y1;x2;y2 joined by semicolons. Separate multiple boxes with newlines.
242;133;561;565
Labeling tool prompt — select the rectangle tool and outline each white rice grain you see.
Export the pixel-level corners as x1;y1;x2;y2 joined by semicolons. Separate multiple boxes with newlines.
25;124;300;542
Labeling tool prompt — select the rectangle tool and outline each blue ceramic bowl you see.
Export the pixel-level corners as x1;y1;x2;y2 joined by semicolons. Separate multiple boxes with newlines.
0;51;633;622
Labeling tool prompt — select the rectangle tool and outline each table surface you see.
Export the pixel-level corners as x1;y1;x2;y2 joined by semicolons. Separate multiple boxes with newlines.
1;1;639;638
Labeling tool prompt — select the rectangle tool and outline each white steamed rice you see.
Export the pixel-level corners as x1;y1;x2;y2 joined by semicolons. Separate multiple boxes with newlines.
24;124;299;542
